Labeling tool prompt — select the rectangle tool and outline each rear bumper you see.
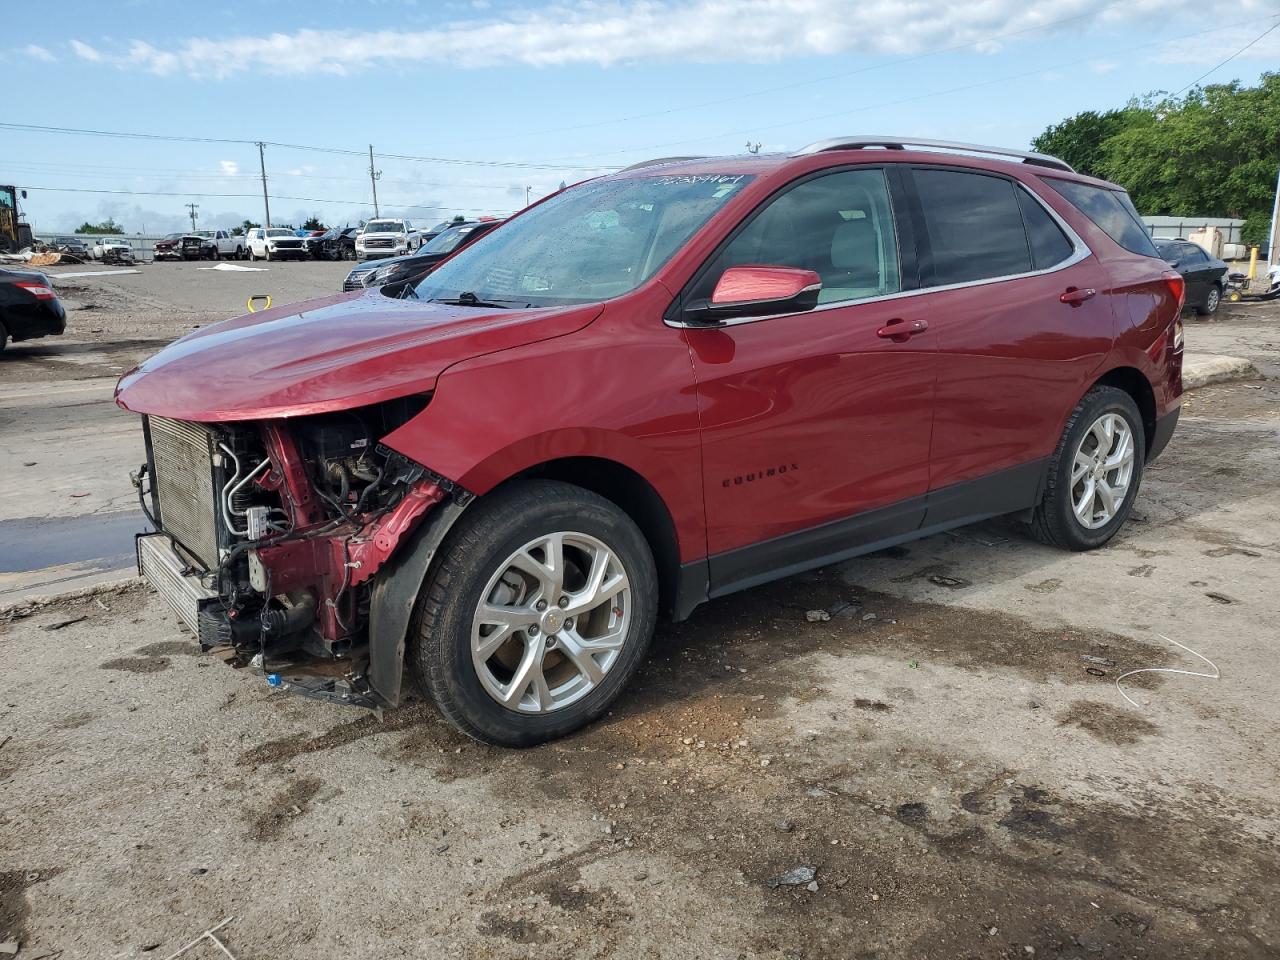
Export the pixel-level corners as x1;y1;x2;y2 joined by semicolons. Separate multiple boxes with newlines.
1148;407;1179;464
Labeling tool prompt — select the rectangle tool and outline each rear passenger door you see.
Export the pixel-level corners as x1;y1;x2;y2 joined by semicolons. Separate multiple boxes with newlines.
901;166;1115;519
680;167;937;594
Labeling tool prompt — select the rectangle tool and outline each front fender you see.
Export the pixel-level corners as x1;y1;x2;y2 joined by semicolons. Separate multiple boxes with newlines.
366;497;469;706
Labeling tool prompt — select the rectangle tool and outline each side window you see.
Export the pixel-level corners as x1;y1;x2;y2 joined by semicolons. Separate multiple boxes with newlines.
1180;244;1206;264
1015;187;1074;270
1043;178;1160;258
913;169;1031;285
697;168;901;307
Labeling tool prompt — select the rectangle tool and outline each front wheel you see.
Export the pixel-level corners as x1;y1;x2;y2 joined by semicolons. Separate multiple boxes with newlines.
1029;385;1145;551
410;480;658;747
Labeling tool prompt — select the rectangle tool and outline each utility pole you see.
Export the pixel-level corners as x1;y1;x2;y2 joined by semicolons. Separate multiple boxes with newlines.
185;202;199;231
368;144;381;218
1268;161;1280;266
525;186;532;207
256;141;271;228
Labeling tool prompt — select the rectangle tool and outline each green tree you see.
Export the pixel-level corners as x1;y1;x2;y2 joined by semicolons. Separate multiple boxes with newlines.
232;219;261;237
75;218;123;234
452;214;465;223
1032;107;1151;178
1033;73;1280;243
302;215;326;231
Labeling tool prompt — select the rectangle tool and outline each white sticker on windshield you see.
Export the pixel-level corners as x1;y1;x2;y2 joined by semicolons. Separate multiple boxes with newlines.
651;174;747;187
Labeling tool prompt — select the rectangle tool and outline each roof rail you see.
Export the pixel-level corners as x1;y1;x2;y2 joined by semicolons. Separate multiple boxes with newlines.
791;136;1074;173
619;156;708;172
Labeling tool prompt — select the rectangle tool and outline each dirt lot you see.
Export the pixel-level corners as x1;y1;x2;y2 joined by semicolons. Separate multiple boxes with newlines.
1;271;1278;959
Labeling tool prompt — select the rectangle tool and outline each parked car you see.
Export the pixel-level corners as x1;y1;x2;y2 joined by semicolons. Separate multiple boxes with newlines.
190;229;245;260
91;236;134;262
313;227;360;260
50;236;92;260
342;219;504;291
245;227;307;261
0;268;65;352
354;218;425;261
1153;238;1227;316
117;137;1184;747
153;233;185;261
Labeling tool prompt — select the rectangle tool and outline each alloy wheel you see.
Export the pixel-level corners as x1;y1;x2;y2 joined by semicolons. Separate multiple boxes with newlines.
471;531;631;714
1070;413;1135;529
1206;287;1219;313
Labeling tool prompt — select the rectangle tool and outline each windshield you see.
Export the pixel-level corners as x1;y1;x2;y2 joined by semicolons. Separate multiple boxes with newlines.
265;229;292;238
365;220;405;233
422;224;476;255
412;173;753;307
104;237;128;244
193;230;215;238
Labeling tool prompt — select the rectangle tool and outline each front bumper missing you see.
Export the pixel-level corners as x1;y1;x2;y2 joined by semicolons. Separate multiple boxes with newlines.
136;532;383;711
136;533;215;635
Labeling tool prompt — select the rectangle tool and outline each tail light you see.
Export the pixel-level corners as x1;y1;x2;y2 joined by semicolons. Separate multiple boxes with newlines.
1162;270;1185;353
14;280;55;300
1162;271;1186;313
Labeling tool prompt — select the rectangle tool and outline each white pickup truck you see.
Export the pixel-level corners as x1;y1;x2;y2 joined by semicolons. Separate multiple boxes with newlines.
190;229;245;260
355;218;424;261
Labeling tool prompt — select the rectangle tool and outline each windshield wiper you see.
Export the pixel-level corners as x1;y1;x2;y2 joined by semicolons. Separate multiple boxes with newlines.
429;291;512;309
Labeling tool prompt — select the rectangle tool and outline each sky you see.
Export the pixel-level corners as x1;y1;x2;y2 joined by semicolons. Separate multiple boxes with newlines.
5;0;1278;236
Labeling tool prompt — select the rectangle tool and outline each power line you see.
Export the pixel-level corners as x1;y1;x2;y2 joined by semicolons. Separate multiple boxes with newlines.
0;121;615;172
552;20;1258;162
18;183;510;214
1172;18;1280;96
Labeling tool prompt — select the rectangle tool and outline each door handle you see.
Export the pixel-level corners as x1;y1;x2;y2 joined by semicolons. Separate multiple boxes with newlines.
876;318;928;342
1060;287;1096;306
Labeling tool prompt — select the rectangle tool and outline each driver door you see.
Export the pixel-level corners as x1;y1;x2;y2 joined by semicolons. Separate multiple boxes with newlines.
681;167;937;594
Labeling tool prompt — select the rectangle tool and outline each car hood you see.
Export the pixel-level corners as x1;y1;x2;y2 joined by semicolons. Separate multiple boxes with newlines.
115;291;602;422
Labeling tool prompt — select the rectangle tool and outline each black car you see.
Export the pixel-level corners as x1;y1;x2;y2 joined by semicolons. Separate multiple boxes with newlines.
316;227;361;261
0;268;66;352
341;219;504;291
1154;238;1228;316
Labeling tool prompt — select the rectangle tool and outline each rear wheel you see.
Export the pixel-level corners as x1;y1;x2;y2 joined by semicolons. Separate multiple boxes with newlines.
1029;385;1145;551
1196;284;1221;317
410;480;657;747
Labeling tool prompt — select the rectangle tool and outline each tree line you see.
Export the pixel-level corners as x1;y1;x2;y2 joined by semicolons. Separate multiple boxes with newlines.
1033;73;1279;245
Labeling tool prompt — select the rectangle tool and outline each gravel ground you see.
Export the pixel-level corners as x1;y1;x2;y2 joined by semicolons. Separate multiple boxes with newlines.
1;274;1278;959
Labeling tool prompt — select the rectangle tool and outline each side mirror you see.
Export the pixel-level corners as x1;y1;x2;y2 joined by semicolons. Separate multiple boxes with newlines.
686;265;822;325
1165;259;1180;269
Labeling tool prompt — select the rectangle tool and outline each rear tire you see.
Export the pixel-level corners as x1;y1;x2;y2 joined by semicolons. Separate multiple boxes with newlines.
410;480;658;747
1196;284;1221;317
1029;385;1145;551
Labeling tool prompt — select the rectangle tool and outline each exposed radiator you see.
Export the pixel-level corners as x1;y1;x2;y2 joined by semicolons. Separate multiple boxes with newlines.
149;416;220;569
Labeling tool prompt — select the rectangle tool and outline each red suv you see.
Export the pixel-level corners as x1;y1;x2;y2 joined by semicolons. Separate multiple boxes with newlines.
116;137;1183;746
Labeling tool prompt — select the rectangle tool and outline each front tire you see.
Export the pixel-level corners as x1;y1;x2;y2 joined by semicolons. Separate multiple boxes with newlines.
1029;385;1145;551
410;480;658;747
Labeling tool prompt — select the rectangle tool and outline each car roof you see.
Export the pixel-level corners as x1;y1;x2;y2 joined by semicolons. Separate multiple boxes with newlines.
608;137;1125;192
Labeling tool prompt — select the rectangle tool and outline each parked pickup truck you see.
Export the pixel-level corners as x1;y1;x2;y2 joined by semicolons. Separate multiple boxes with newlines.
190;230;245;260
355;218;424;261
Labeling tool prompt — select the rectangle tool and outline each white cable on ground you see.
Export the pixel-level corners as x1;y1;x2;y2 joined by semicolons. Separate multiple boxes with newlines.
1116;634;1220;709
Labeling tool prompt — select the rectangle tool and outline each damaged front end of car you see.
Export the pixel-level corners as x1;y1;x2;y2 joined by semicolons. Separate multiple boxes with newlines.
131;395;468;710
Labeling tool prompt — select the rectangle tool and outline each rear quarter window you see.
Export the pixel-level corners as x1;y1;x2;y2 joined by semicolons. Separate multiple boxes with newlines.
1044;178;1159;258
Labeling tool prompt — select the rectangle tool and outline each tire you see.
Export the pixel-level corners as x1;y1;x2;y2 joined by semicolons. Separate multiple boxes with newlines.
236;246;245;260
1196;284;1221;317
1029;385;1145;551
266;250;274;262
0;321;8;354
248;247;257;262
410;480;658;747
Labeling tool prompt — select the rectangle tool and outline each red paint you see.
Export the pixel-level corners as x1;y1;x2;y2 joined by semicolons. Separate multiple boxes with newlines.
711;265;820;304
119;148;1182;589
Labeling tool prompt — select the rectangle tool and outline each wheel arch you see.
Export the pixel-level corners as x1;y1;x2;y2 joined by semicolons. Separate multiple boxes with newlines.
1091;366;1157;452
504;456;688;622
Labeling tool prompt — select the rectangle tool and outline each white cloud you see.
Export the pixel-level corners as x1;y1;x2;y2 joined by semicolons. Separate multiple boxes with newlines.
69;39;102;61
1150;27;1280;66
219;160;240;176
60;0;1279;78
25;44;55;62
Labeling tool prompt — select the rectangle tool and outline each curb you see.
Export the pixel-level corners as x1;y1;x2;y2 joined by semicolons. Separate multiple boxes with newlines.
0;575;145;619
1183;354;1260;391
